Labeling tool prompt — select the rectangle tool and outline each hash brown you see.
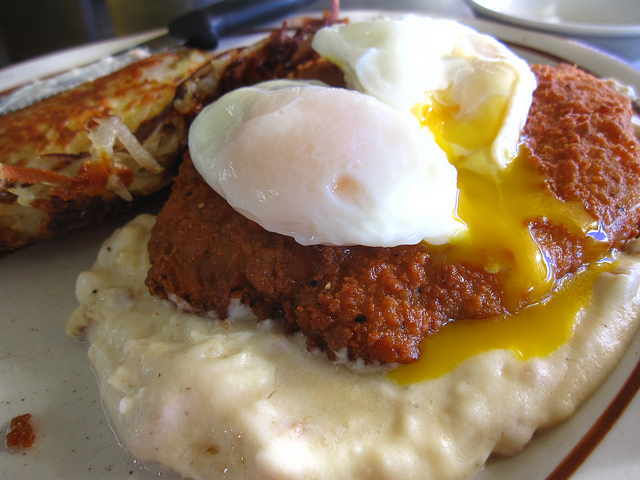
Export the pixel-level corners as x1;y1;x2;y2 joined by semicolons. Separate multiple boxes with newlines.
0;6;342;253
0;49;211;251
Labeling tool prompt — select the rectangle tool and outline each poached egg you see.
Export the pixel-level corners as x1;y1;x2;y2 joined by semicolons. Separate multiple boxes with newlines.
188;79;460;247
190;16;537;249
312;16;537;172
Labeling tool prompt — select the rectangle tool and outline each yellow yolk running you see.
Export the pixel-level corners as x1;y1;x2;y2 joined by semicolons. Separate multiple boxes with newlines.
389;259;615;384
412;91;509;167
413;93;602;310
192;17;614;382
450;157;601;310
312;15;538;172
388;102;611;383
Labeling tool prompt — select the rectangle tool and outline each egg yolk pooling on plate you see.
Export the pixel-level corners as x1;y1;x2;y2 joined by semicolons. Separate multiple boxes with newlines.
393;137;609;381
397;100;611;381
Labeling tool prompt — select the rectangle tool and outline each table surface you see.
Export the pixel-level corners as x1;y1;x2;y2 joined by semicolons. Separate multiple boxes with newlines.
1;0;638;72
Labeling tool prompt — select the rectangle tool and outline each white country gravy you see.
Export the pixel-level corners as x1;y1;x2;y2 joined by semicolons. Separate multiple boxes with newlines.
67;214;640;480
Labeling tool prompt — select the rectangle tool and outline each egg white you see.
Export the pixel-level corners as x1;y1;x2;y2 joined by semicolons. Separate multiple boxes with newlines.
189;16;538;249
312;15;537;171
189;79;461;247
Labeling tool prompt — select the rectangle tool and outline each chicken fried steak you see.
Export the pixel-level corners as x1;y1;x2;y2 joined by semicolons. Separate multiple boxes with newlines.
146;63;640;365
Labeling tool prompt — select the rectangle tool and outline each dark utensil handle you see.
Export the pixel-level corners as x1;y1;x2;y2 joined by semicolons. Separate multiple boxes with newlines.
169;0;319;49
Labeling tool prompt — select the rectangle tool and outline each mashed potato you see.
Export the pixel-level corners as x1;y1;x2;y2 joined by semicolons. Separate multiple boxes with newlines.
67;214;640;480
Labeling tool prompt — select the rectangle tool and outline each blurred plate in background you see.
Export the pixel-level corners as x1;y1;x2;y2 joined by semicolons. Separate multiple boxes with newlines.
464;0;640;36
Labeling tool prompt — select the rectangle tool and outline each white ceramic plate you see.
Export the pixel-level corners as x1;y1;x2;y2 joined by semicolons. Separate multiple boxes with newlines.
465;0;640;37
1;11;640;480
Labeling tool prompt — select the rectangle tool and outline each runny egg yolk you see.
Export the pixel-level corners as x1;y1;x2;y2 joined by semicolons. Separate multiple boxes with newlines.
413;90;509;162
388;100;610;383
452;157;601;310
414;94;603;310
389;259;615;384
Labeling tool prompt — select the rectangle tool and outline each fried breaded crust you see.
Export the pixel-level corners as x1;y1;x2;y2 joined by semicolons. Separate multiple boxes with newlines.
525;64;640;246
147;155;505;363
146;64;640;364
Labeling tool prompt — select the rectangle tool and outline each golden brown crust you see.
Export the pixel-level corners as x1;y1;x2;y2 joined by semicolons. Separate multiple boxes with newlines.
0;51;206;168
0;10;342;252
0;49;211;251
